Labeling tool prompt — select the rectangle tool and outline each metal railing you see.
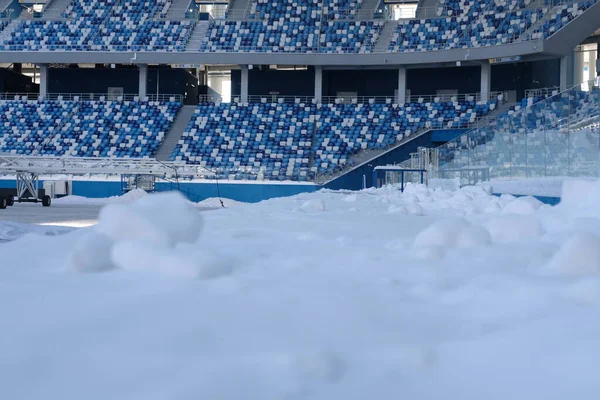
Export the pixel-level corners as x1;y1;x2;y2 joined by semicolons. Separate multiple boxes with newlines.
223;92;505;105
0;93;184;102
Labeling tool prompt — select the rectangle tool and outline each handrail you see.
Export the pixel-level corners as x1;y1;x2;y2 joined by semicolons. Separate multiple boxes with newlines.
0;93;184;102
223;92;504;105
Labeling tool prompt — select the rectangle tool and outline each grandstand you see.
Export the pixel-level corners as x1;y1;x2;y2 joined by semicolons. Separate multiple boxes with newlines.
0;0;598;201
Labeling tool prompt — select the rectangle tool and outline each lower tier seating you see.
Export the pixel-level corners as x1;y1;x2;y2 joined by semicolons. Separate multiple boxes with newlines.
170;99;498;180
0;100;181;157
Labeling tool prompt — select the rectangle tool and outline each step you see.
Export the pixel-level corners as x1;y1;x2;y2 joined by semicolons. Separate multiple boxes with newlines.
165;0;193;19
155;105;197;161
373;20;398;52
185;21;209;51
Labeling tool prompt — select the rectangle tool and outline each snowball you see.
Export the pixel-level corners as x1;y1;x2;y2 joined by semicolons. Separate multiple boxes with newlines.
484;199;503;213
388;205;407;214
559;179;600;209
498;193;516;204
111;240;197;277
97;191;203;248
405;203;424;216
401;193;419;203
456;225;492;248
66;231;115;273
413;218;470;248
402;184;428;195
485;215;544;243
461;185;490;196
300;199;326;212
111;241;234;279
503;196;543;215
546;234;600;275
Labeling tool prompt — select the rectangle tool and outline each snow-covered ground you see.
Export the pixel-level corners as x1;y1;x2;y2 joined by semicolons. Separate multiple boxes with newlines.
1;182;599;399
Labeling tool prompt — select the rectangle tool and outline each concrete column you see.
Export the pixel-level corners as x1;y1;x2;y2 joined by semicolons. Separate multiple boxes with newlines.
39;64;49;100
560;55;571;91
240;65;249;103
314;65;323;103
397;66;406;104
138;64;148;99
480;62;491;101
574;47;585;86
589;48;597;80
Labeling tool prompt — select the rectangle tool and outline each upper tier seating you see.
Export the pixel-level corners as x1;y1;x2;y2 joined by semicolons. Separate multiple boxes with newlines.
0;0;596;52
530;0;596;39
1;0;116;50
0;99;180;157
1;0;192;51
92;0;193;51
388;8;545;51
170;98;498;179
438;0;531;17
201;20;320;52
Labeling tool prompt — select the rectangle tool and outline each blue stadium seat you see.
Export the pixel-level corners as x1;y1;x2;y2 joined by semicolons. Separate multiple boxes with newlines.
0;99;180;157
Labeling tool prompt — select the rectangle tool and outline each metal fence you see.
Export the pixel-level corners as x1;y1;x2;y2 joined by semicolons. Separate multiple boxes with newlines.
433;82;600;184
224;92;505;105
0;93;184;102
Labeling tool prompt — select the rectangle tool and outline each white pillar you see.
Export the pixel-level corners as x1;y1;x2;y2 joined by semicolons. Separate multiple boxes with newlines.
138;64;148;99
240;65;249;103
574;47;585;86
397;66;406;104
314;66;323;103
39;64;49;100
590;49;597;79
560;55;570;91
480;62;491;101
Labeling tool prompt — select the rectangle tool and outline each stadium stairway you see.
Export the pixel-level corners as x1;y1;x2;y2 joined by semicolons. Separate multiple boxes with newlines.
416;0;439;18
226;0;252;20
0;19;21;44
166;0;193;19
373;20;398;52
185;20;209;51
42;0;72;19
357;0;382;18
155;105;197;161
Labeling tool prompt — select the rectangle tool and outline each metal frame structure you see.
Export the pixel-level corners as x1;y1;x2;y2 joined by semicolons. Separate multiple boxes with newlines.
0;154;213;207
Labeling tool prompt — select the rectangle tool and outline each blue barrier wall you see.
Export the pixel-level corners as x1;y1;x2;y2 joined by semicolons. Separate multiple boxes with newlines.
493;193;561;206
155;181;319;203
1;179;319;202
72;181;123;198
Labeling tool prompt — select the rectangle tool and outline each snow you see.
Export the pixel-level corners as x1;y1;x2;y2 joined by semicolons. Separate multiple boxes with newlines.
1;181;600;399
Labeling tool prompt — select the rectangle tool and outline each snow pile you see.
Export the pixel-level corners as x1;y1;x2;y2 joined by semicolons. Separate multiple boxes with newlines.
67;191;231;278
413;218;491;251
485;214;544;243
54;189;149;205
546;233;600;275
300;198;327;212
5;179;600;399
502;195;544;215
196;197;246;208
108;188;148;204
